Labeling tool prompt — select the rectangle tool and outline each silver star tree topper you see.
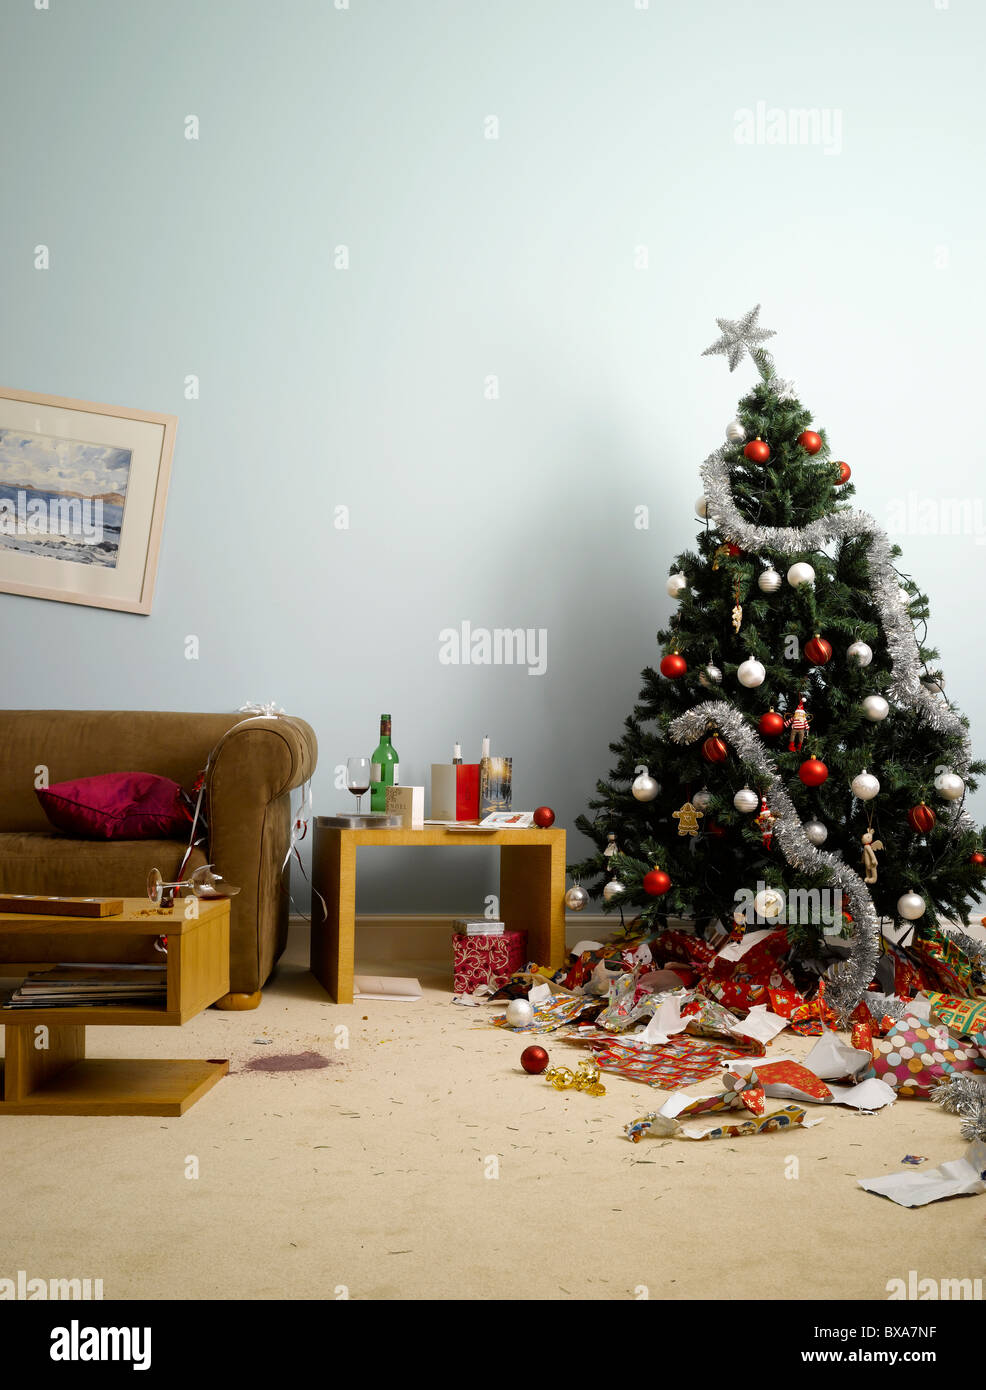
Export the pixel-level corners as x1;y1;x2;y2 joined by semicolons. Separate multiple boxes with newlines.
702;303;776;372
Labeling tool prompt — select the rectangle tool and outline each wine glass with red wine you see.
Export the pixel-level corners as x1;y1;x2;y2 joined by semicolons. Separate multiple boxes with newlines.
346;757;371;816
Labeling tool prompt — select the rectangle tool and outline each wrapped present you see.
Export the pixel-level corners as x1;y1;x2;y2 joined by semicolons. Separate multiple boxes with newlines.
768;985;808;1019
926;992;986;1038
651;930;717;969
880;944;928;1000
867;1015;986;1098
453;929;527;995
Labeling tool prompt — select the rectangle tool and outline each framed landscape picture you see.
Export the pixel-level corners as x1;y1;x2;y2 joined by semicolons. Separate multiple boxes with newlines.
0;388;176;614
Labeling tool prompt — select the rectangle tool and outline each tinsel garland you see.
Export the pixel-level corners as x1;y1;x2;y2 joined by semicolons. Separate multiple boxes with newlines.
930;1073;986;1143
668;700;880;1016
699;445;975;805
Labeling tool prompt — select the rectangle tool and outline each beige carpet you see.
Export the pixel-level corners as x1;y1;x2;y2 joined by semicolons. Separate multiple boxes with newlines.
2;928;982;1301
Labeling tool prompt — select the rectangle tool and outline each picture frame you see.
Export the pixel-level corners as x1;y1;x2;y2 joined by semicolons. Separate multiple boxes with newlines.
0;387;177;615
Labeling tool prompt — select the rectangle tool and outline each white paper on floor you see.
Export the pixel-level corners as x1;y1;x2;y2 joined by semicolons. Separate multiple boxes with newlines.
858;1141;986;1207
804;1030;872;1080
354;976;422;1001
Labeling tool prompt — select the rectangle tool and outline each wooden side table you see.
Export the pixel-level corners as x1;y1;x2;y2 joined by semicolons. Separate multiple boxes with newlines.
310;825;567;1004
0;897;230;1116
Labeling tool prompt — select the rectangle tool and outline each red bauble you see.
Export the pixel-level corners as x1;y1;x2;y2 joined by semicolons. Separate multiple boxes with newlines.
797;429;822;454
724;542;744;557
758;710;785;738
660;653;687;679
743;437;770;464
971;852;986;867
532;806;555;828
907;802;936;834
804;634;833;666
702;734;728;763
799;757;829;787
835;461;851;484
643;869;671;896
521;1045;549;1075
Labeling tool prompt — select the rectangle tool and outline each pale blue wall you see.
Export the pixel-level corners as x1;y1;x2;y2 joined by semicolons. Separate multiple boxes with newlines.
2;0;984;913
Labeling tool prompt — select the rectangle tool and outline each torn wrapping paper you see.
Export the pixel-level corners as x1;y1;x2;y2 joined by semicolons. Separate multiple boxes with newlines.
866;1015;986;1097
578;1031;766;1089
908;924;982;997
734;1004;789;1044
699;928;793;1012
858;1141;986;1207
825;1077;897;1110
659;1069;766;1121
804;1030;873;1081
489;992;595;1033
925;992;986;1037
637;994;688;1044
754;1060;833;1104
627;1103;821;1143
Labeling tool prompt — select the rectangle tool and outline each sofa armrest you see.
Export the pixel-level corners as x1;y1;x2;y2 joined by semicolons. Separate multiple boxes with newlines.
203;715;318;992
206;715;317;808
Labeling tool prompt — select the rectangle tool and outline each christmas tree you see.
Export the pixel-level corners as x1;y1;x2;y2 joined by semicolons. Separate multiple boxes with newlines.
570;306;986;1014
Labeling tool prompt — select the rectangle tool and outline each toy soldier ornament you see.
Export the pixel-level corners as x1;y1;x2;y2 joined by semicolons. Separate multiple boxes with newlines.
786;695;812;753
603;832;618;863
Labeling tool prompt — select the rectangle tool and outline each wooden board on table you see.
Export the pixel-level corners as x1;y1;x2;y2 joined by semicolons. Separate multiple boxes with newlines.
0;895;124;918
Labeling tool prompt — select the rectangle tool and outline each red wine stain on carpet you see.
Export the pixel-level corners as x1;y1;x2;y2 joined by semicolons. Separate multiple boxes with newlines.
241;1051;335;1074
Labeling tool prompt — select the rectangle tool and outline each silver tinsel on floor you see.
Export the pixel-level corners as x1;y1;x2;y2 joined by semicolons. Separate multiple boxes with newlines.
930;1073;986;1143
669;701;881;1016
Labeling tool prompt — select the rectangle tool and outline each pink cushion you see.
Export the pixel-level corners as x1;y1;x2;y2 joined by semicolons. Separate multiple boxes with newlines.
36;772;192;841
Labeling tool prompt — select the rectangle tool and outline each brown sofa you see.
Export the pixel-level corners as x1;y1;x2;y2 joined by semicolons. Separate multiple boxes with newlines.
0;710;317;1007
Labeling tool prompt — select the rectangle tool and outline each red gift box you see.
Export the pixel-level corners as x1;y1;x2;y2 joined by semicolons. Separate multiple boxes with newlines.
453;930;527;994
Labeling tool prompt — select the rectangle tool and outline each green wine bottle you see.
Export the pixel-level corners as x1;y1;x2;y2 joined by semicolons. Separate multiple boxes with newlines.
370;713;399;812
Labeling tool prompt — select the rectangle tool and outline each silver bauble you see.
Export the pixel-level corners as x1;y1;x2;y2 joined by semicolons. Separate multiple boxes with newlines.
786;561;815;588
897;890;926;922
695;495;709;519
804;819;828;846
758;568;782;593
851;769;880;801
666;571;688;599
861;695;889;721
733;786;759;813
631;773;660;802
602;878;626;903
934;770;965;801
504;998;534;1028
753;887;785;921
692;787;712;811
564;885;588;912
737;656;766;688
725;419;746;445
699;664;723;689
847;640;873;667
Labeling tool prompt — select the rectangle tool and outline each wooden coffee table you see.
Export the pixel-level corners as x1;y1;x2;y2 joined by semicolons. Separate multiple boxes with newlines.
310;823;567;1004
0;897;230;1116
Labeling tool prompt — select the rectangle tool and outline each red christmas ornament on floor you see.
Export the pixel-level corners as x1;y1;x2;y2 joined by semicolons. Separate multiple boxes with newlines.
799;757;829;787
804;634;833;666
660;652;687;678
907;802;936;833
702;734;728;763
758;709;785;738
521;1045;549;1075
835;461;851;484
797;429;822;454
743;437;770;464
643;868;671;896
532;806;555;828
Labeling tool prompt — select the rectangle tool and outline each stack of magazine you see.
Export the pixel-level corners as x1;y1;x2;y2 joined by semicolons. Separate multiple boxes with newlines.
3;964;167;1010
